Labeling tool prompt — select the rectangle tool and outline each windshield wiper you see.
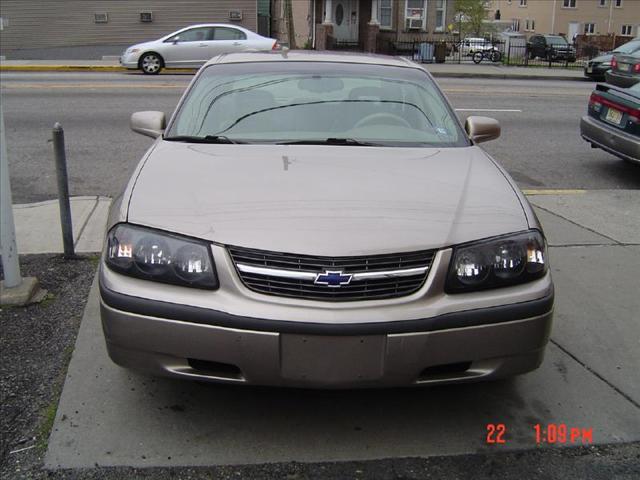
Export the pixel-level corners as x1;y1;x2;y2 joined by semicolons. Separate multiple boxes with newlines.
277;138;382;147
163;135;244;144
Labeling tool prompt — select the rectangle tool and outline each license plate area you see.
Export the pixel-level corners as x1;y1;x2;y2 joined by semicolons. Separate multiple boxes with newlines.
605;107;623;125
280;334;386;384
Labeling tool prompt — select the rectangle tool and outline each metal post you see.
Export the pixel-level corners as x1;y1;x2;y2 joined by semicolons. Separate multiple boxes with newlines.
0;101;22;288
52;123;74;258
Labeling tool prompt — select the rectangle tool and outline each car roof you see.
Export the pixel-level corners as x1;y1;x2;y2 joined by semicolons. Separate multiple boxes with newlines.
177;23;251;30
205;50;418;68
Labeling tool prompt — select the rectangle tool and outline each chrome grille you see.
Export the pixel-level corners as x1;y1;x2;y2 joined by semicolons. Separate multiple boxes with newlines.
228;246;436;301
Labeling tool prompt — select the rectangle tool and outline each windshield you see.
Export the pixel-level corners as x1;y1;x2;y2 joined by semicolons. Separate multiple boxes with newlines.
166;62;468;147
547;36;568;46
614;40;640;54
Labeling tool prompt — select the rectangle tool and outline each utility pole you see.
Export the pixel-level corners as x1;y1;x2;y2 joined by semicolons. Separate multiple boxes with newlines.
0;100;41;305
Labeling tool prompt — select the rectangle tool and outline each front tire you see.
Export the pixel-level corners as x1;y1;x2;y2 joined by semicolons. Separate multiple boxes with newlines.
472;51;483;64
140;52;163;75
490;50;502;63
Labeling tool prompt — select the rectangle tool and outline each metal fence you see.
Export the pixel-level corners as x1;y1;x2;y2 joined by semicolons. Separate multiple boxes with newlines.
324;35;600;69
372;37;597;69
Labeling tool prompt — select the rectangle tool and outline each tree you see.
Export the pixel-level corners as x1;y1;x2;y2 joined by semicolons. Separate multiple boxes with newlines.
455;0;490;37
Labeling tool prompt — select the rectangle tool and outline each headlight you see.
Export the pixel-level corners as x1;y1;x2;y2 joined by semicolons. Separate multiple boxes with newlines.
446;230;547;293
105;224;218;289
128;48;140;54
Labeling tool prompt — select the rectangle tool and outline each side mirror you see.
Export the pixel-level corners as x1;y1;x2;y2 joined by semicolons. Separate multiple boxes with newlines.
130;111;166;138
172;36;180;44
465;116;500;144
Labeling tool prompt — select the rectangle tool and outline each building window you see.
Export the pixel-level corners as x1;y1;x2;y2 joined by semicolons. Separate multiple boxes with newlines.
621;24;632;35
512;18;520;31
405;0;427;30
435;0;447;31
615;0;622;7
523;19;536;32
598;0;607;6
519;0;527;6
379;0;393;29
584;23;595;34
562;0;576;8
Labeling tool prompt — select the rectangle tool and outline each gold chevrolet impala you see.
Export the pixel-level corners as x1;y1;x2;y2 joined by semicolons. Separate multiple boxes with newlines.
99;51;554;388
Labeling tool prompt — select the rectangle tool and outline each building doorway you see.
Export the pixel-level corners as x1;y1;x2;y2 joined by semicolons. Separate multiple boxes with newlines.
333;0;359;43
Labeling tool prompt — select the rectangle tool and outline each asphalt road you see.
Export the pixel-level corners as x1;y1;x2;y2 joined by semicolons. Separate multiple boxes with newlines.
1;71;639;204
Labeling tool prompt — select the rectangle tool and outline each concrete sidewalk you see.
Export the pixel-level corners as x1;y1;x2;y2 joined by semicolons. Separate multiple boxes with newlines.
44;189;639;469
8;196;111;255
0;58;587;81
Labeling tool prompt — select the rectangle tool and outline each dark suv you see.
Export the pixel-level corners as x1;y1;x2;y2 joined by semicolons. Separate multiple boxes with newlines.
527;35;576;62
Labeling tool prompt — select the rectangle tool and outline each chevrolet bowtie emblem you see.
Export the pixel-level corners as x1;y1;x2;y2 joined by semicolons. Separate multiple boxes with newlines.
314;270;353;287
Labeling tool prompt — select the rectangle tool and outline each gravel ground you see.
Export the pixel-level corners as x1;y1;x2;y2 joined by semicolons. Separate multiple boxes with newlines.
1;254;639;479
1;254;97;479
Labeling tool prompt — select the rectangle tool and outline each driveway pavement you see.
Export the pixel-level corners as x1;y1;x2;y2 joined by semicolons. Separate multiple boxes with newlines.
42;190;640;469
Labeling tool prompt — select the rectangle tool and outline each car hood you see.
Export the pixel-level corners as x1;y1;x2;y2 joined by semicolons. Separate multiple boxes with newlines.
127;40;159;51
127;142;528;256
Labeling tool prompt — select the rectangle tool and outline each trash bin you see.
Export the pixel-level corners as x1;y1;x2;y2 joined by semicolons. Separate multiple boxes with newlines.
412;42;434;62
434;42;447;63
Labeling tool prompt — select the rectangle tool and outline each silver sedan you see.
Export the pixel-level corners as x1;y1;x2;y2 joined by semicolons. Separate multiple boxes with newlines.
120;23;277;74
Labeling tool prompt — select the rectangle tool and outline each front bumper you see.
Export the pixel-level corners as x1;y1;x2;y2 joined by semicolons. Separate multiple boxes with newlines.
120;53;140;69
100;275;554;388
580;115;640;163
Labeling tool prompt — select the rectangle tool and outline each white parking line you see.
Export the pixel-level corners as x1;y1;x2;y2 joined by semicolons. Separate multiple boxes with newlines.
455;108;523;112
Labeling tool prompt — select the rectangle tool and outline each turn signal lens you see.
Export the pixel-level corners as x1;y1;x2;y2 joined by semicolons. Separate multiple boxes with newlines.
446;230;547;293
106;224;218;289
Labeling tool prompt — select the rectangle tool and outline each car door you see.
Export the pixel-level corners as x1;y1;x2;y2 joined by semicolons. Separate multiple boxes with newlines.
529;35;543;58
210;27;248;56
161;27;215;67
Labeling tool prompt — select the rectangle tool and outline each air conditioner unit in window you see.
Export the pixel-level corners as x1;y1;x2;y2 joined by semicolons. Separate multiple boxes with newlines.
406;17;423;30
140;11;153;23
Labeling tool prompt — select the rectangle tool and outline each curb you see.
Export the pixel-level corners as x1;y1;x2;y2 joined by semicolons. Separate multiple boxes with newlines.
429;71;587;81
1;64;586;81
0;65;126;72
0;65;196;73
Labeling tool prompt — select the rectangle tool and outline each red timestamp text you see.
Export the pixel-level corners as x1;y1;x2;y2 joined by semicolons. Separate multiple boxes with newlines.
485;423;594;445
534;423;593;444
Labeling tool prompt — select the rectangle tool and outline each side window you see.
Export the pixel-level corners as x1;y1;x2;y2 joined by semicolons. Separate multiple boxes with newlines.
213;27;247;41
171;27;213;42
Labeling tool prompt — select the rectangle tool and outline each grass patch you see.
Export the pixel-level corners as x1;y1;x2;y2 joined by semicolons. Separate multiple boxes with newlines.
36;346;75;451
39;292;56;307
87;254;101;268
37;398;59;451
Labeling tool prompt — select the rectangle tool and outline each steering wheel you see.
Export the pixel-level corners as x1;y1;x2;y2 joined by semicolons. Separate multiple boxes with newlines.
353;112;412;130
